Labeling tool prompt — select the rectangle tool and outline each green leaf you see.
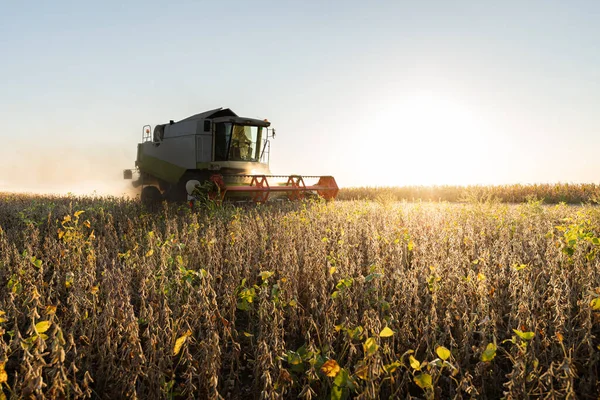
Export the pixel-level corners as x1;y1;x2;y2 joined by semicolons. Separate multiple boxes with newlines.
481;342;497;362
348;326;364;340
513;329;535;341
365;272;383;282
287;351;303;365
414;373;432;389
379;326;394;337
409;355;421;370
331;385;343;400
35;320;51;334
436;346;451;361
333;368;355;390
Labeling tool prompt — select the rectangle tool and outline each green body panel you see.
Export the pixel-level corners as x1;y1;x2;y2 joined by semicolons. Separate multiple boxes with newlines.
138;155;272;185
138;153;187;183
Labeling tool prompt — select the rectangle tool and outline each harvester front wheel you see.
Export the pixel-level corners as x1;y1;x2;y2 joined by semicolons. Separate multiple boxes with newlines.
141;186;163;206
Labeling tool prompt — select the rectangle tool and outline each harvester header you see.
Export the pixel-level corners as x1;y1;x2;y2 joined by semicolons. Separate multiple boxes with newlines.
123;108;338;204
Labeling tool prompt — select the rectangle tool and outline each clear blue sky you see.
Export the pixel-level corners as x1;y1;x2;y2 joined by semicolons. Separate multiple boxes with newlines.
1;0;599;192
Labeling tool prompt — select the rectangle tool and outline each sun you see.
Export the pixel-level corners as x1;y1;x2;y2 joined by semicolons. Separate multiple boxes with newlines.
370;91;489;186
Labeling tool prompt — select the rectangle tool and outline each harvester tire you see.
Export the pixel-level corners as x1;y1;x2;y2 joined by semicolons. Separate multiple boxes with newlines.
141;186;162;206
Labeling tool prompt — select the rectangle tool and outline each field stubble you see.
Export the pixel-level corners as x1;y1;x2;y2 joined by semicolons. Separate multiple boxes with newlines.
0;193;599;399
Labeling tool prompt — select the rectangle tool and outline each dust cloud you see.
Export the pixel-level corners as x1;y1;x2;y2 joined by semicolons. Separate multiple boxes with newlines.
0;143;139;198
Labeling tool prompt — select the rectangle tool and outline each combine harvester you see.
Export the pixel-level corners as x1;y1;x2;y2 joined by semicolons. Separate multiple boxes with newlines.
123;108;338;204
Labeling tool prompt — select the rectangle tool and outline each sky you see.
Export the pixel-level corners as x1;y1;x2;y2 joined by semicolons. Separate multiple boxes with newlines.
1;0;599;194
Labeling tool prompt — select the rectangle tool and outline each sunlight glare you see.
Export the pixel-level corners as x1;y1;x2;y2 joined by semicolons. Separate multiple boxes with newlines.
372;91;489;186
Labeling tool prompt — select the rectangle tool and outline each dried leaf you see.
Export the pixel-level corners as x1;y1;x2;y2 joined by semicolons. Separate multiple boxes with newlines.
354;363;368;380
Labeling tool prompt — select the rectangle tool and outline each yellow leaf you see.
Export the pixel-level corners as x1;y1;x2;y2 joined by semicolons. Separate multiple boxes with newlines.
35;321;51;334
84;220;91;228
320;359;340;377
145;249;154;257
556;332;564;342
409;355;421;370
0;361;7;384
414;373;432;389
513;329;535;340
0;318;6;324
477;272;486;281
436;346;451;361
243;331;254;337
46;305;57;315
379;327;394;337
90;286;99;295
329;266;336;275
591;298;600;310
363;337;379;356
63;215;71;223
74;210;85;218
383;361;401;373
288;299;297;307
481;342;497;362
173;330;192;355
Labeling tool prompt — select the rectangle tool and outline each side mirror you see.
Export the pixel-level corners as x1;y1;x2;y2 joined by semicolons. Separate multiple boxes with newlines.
272;129;276;138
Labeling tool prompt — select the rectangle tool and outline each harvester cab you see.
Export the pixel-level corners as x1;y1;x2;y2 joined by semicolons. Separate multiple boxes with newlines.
123;108;338;204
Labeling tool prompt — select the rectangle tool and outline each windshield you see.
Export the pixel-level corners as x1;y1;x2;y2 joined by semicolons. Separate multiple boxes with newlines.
215;123;263;162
